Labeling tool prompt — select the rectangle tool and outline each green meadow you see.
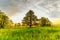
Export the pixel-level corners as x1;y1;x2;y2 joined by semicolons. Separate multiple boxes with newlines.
0;26;60;40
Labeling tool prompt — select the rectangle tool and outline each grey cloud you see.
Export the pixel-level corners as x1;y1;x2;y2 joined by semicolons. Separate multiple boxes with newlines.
0;0;60;19
37;0;60;18
49;11;60;18
0;0;40;16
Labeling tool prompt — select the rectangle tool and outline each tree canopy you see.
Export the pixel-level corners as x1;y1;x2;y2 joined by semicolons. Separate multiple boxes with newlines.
22;10;38;27
39;17;51;26
0;10;13;28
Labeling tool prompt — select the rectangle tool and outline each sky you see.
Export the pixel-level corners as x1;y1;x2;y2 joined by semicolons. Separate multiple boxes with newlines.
0;0;60;23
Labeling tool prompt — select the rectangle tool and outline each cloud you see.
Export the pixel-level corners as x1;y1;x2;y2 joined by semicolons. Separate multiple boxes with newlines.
0;0;60;22
0;0;41;16
37;0;60;18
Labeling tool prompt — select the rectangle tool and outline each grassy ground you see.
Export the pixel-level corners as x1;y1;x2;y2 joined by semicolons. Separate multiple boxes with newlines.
0;26;60;40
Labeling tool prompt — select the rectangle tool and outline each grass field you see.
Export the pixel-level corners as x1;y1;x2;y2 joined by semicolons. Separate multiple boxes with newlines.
0;26;60;40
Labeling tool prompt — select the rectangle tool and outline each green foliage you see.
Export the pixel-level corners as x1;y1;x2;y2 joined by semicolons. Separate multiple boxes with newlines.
22;10;37;27
15;23;21;26
0;26;60;40
0;10;13;28
39;17;51;26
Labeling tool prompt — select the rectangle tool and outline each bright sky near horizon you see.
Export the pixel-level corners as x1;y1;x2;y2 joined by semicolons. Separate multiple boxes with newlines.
0;0;60;23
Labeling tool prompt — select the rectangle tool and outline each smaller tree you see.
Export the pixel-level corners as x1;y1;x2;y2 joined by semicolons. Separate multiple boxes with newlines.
39;17;51;26
14;23;21;28
15;23;21;26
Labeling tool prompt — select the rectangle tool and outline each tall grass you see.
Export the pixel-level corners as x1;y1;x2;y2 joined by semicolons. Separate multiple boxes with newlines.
0;26;60;40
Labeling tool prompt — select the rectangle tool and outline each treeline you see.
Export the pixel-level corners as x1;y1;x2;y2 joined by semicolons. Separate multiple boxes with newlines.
22;10;52;27
0;10;52;28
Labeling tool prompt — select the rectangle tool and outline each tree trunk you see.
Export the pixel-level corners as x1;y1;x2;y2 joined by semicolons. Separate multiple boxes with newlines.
30;12;32;28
